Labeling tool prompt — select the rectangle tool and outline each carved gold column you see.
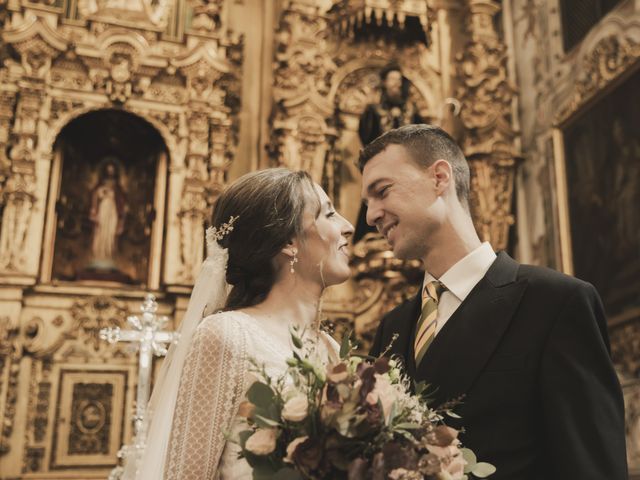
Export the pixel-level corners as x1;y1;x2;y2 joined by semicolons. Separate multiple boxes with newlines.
456;0;521;251
0;88;16;202
268;0;335;184
0;87;40;273
166;13;243;285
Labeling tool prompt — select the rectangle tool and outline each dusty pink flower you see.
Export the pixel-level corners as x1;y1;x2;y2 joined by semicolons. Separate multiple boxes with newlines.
245;428;277;455
327;362;349;383
282;394;309;422
284;436;308;463
365;374;396;423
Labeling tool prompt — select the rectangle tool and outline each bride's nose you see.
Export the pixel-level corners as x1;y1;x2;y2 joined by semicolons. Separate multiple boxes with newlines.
340;215;354;239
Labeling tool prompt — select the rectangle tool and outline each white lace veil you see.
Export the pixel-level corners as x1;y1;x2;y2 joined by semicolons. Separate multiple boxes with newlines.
124;224;233;479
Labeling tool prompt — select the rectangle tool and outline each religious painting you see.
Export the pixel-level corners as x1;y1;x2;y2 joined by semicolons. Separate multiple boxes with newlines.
51;369;128;469
52;109;167;285
562;68;640;319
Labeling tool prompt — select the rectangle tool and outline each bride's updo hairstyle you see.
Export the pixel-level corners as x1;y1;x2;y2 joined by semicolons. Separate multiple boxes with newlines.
211;168;319;309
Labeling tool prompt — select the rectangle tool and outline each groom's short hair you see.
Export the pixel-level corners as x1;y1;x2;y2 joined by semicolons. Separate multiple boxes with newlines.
358;124;471;209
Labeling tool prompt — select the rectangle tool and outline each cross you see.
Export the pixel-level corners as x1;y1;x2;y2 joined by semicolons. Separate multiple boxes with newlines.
100;293;179;478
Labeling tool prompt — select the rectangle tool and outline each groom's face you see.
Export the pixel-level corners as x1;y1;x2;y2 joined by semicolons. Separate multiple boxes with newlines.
361;144;443;261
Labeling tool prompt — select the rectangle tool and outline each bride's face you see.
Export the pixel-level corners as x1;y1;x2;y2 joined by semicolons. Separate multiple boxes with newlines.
297;184;354;287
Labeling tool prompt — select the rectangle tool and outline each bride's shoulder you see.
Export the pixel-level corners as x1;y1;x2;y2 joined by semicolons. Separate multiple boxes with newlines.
195;310;253;338
199;310;249;330
193;311;250;348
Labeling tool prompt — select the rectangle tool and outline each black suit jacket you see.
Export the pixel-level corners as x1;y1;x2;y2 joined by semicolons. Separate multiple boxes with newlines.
370;252;627;480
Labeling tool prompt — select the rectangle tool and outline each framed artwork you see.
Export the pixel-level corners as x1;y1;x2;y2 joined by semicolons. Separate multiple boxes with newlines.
561;68;640;319
51;369;128;469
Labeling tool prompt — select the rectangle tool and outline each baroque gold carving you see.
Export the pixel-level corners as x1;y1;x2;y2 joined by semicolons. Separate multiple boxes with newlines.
69;296;128;353
0;167;37;271
0;316;20;455
555;35;640;125
0;1;243;476
78;0;173;30
268;1;335;183
348;234;423;350
456;0;521;251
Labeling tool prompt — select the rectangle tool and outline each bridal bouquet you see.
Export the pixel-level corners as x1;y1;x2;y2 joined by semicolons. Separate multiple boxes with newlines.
236;331;495;480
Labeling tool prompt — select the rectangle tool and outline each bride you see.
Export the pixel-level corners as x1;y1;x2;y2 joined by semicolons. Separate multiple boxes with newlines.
131;168;354;479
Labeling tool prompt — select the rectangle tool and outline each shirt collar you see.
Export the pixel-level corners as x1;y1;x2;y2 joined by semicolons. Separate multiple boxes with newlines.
424;242;497;302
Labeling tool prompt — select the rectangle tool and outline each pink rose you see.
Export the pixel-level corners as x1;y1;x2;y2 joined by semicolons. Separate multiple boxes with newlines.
245;428;277;455
327;363;349;383
365;374;396;423
426;443;466;480
284;436;308;463
444;454;466;479
282;394;309;422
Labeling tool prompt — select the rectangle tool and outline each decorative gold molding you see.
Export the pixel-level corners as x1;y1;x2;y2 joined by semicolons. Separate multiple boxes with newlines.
0;316;20;456
551;128;574;276
555;35;640;126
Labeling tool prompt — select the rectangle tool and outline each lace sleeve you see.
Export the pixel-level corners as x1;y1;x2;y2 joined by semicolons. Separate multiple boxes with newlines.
164;314;247;480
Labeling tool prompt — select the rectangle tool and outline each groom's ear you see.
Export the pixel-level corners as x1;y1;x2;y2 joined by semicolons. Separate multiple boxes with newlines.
432;159;452;195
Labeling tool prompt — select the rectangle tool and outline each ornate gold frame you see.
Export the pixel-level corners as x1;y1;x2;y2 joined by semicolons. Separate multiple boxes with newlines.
552;33;640;277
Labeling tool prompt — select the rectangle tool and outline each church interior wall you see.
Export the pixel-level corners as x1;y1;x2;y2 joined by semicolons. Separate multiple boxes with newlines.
0;0;637;477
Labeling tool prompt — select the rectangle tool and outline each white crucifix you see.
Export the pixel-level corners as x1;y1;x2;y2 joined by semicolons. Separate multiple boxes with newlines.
100;293;179;446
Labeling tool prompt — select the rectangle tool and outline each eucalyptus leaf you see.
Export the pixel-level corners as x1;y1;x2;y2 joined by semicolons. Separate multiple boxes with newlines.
461;447;477;473
471;462;496;478
446;410;462;419
253;414;281;428
238;430;253;448
393;422;421;430
247;382;275;408
340;330;353;359
270;467;304;480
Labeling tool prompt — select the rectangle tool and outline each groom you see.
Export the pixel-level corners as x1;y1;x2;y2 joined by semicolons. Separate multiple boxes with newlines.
361;124;627;479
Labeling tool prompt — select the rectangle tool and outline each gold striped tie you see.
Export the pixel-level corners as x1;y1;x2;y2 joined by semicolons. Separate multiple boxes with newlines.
414;280;446;365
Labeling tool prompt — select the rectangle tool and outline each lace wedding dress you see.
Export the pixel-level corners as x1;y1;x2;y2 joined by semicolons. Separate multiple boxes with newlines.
163;310;339;480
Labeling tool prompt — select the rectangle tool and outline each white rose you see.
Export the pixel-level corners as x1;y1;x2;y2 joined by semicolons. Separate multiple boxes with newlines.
365;374;397;424
282;394;309;422
284;435;308;463
245;428;277;455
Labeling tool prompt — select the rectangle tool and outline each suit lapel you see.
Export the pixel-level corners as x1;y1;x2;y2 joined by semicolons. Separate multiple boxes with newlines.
384;293;421;379
416;252;528;404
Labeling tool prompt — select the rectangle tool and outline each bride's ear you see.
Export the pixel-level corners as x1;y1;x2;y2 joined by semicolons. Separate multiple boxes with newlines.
281;240;298;258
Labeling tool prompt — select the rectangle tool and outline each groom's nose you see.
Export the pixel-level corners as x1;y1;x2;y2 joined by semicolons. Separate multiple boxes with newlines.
365;200;382;227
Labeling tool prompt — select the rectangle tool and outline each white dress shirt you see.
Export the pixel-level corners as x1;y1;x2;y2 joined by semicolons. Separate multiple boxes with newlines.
423;242;497;336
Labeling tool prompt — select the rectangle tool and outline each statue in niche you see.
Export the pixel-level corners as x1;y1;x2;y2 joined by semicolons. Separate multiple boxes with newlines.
354;65;423;242
87;158;127;272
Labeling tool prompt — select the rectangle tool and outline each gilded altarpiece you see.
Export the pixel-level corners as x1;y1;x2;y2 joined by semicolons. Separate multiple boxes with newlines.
0;0;242;477
266;0;522;348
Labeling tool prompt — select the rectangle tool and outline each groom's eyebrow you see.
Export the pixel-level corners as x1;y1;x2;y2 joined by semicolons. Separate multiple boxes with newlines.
362;179;390;202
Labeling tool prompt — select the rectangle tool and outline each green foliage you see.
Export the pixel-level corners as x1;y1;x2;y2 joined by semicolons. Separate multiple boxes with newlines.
247;382;276;409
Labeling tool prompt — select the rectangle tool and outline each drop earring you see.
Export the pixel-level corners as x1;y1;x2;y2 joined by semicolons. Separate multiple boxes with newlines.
290;248;298;274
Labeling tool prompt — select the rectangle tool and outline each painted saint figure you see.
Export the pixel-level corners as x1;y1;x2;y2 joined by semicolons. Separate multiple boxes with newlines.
89;159;127;269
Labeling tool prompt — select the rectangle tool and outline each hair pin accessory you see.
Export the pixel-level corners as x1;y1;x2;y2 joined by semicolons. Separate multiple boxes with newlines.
207;215;239;243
